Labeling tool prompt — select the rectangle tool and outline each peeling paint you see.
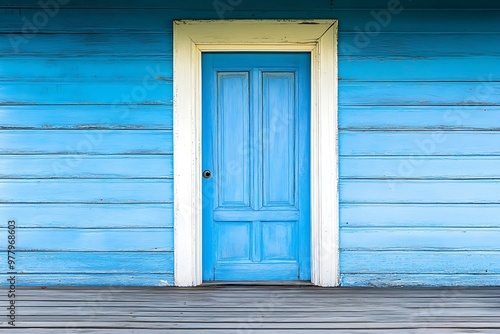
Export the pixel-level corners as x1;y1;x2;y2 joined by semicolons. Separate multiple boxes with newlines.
159;280;170;286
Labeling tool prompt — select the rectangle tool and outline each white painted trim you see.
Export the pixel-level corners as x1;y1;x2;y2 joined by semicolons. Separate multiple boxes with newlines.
173;20;339;287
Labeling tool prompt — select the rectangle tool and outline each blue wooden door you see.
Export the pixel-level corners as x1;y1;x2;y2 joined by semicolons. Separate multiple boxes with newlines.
202;53;311;281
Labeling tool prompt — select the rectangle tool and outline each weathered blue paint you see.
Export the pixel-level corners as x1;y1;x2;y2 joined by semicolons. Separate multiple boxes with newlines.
16;252;174;273
0;228;173;251
0;179;172;203
0;204;173;228
341;204;500;227
341;157;500;179
0;105;173;129
202;53;311;281
342;251;500;273
0;82;171;104
0;0;499;287
0;203;173;231
0;58;173;80
340;132;500;155
0;155;172;178
341;180;500;203
340;57;500;81
340;82;500;105
0;130;172;154
339;106;500;130
341;228;500;250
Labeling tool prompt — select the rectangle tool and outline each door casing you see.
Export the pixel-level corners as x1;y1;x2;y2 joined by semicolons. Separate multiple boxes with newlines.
173;19;339;287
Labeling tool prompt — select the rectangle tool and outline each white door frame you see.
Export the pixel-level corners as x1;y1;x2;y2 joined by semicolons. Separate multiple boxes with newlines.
173;19;339;287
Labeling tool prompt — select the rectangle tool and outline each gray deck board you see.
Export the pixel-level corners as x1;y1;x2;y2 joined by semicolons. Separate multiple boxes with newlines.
1;286;499;332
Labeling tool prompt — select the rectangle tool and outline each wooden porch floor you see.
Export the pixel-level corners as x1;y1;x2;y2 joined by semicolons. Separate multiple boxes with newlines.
2;286;500;333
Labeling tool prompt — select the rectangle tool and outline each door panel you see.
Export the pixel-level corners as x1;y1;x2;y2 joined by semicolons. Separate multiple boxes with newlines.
216;221;252;261
202;53;310;281
262;72;297;208
261;221;297;260
217;72;251;208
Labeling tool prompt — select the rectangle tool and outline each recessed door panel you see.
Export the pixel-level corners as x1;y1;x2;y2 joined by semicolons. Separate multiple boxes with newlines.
261;221;297;261
217;72;251;208
216;221;252;261
262;72;297;208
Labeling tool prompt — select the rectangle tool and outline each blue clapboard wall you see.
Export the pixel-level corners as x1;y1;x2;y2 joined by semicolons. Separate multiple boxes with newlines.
1;0;500;286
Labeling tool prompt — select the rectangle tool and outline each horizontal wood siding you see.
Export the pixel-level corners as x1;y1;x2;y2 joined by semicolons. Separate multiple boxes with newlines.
335;2;500;286
0;0;175;286
0;0;499;286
